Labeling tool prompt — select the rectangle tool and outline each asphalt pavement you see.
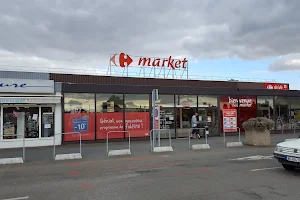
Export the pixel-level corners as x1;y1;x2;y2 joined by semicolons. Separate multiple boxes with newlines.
0;133;299;200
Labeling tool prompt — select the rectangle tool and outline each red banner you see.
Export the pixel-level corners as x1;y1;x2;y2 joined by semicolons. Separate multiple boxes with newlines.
124;112;150;138
64;112;150;141
64;113;95;141
96;112;150;139
223;109;237;132
264;83;289;90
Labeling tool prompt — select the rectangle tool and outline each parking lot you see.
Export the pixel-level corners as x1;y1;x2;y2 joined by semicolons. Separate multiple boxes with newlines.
0;134;299;200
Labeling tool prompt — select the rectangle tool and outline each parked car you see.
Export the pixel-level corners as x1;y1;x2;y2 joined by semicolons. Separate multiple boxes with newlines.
274;136;300;170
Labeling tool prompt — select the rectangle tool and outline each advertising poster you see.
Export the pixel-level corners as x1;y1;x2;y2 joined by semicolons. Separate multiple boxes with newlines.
154;106;160;129
125;112;150;138
64;113;95;141
223;109;237;132
96;112;150;139
96;112;124;139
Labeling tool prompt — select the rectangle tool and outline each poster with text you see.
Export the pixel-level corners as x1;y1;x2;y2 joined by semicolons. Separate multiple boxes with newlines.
125;112;150;138
96;112;150;139
64;113;95;141
223;109;237;132
96;112;124;139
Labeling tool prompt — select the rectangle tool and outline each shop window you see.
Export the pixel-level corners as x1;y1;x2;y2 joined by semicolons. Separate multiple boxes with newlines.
96;94;124;139
198;95;219;135
42;106;55;137
3;107;39;139
290;97;300;130
124;94;150;138
63;93;95;141
275;96;290;131
176;95;197;107
198;95;218;107
156;95;175;138
175;95;197;137
257;96;274;119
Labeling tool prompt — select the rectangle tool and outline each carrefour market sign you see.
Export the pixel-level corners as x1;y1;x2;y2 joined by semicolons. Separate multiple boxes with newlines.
110;52;188;69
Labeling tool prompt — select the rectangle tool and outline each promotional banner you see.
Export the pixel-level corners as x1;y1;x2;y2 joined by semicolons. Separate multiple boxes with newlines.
64;112;150;141
64;113;95;141
223;109;237;132
96;112;124;139
125;112;150;138
96;112;150;139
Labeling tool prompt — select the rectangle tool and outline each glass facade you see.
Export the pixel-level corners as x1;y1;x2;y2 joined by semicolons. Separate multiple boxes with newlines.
96;93;124;139
157;95;175;138
198;95;219;135
124;94;150;138
257;96;274;119
2;105;56;140
62;93;300;141
63;93;95;141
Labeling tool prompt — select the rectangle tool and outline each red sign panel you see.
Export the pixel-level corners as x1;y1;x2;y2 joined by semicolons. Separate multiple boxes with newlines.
223;109;237;132
64;112;150;141
264;83;289;90
96;112;150;139
64;113;95;141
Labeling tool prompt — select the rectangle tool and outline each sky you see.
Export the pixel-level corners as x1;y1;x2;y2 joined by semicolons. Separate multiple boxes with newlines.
0;0;300;89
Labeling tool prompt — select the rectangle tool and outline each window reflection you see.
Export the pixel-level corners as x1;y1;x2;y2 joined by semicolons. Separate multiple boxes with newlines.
96;94;124;139
125;94;150;138
64;93;95;113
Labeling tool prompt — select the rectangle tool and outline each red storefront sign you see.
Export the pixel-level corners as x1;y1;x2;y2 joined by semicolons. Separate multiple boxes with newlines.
223;109;237;132
64;112;150;141
110;52;188;69
264;83;289;90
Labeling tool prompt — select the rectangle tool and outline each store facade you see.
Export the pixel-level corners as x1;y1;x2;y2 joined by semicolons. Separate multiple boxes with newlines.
53;74;300;142
0;78;62;149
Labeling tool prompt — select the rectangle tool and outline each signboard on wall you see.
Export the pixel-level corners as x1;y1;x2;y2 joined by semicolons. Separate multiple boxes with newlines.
0;97;60;104
264;83;289;90
223;109;237;132
110;53;188;70
0;78;54;93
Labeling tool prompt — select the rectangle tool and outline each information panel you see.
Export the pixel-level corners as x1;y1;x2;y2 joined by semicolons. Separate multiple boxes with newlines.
223;109;237;132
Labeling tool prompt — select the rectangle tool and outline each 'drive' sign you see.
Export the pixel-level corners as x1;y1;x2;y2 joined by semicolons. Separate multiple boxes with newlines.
110;53;188;70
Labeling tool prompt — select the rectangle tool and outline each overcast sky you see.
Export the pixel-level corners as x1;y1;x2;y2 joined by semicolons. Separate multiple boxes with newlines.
0;0;300;84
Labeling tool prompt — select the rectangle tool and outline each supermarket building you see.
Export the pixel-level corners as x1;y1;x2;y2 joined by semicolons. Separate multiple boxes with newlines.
0;68;300;149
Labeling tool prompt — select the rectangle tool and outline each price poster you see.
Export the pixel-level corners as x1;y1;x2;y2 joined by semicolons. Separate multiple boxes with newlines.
223;109;237;132
73;116;89;132
64;113;95;141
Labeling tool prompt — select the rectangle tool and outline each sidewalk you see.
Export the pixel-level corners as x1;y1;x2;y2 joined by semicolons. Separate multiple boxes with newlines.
0;133;298;163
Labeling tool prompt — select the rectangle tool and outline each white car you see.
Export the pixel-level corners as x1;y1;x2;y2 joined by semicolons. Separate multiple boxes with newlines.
274;137;300;170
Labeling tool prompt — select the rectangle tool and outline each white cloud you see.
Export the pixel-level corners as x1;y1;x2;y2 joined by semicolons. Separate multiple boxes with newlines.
269;53;300;71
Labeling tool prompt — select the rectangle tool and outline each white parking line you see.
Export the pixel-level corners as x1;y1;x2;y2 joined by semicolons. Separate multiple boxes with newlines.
250;167;282;172
228;155;273;161
1;196;29;200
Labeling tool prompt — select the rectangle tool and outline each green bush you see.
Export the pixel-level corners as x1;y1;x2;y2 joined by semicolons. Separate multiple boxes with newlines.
242;117;275;132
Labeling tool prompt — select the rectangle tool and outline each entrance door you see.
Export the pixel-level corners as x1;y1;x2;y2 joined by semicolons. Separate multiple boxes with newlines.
176;106;197;137
197;107;219;136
